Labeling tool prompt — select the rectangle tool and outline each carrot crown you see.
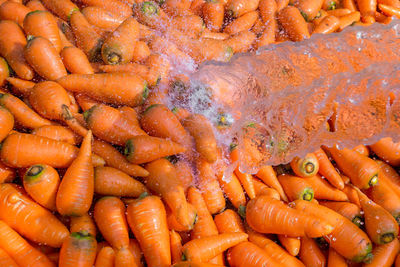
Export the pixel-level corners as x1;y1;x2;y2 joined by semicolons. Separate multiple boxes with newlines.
83;105;97;123
141;1;160;16
143;103;161;114
124;139;135;159
24;165;44;182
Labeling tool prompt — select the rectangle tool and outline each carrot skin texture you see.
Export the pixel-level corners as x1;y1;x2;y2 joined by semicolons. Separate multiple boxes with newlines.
170;230;183;264
40;0;79;21
227;241;280;267
61;47;94;75
277;6;310;41
81;6;124;31
0;106;13;142
256;165;288;201
59;232;97;267
32;125;80;145
370;137;400;166
327;247;348;267
314;148;344;189
94;246;115;267
0;247;19;267
277;235;301;256
299;236;326;267
214;209;245;234
70;214;97;237
0;57;9;87
0;1;30;26
364;238;400;267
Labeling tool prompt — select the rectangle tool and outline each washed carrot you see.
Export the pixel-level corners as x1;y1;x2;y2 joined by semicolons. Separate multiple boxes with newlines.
364;238;400;267
75;94;99;111
227;241;280;267
23;164;60;211
277;235;301;256
173;263;225;267
0;247;19;267
0;57;8;87
170;230;183;264
229;148;256;199
132;41;151;62
370;137;400;166
396;253;400;267
290;153;319;178
59;27;75;48
357;0;376;22
320;201;363;227
5;77;33;96
355;188;399;244
246;195;333;237
190;0;206;15
0;161;15;183
251;177;280;199
224;30;256;53
0;106;13;142
276;0;290;10
26;0;47;11
59;232;97;267
305;175;348;201
40;0;78;21
352;144;370;156
338;11;361;30
171;15;205;39
0;183;69;247
327;247;347;267
98;63;157;86
314;148;344;189
293;199;372;262
379;3;400;17
126;195;171;267
94;246;115;267
226;0;260;17
299;236;326;267
57;73;148;106
0;20;34;80
80;0;132;19
278;6;310;41
215;162;246;208
82;6;123;31
70;213;97;237
167;203;197;232
256;165;288;201
341;184;361;207
224;11;259;35
278;174;314;201
202;0;224;32
369;178;400;223
174;160;195;192
327;8;352;16
145;53;171;83
295;0;324;20
92;139;149;177
56;131;94;216
61;47;94;75
313;15;340;33
259;0;277;22
342;0;357;10
32;125;80;145
214;209;245;233
326;146;379;189
0;220;55;267
115;246;137;267
163;0;192;16
0;1;30;26
128;239;144;267
200;28;229;39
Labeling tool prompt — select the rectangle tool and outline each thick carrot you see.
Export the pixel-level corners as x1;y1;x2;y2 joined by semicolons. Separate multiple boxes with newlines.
70;214;97;237
0;57;8;87
0;161;15;183
26;0;47;11
59;232;97;267
61;46;94;75
170;230;183;264
313;15;340;34
57;73;148;106
319;201;363;227
370;137;400;166
290;153;319;178
255;165;288;201
0;247;19;267
0;183;69;247
82;6;123;31
246;195;333;237
214;209;245;233
299;236;326;267
295;0;324;20
326;146;379;189
92;139;149;177
32;125;80;145
23;164;60;211
80;0;132;19
115;246;137;267
167;203;197;232
278;174;314;201
0;106;13;142
277;235;301;256
182;232;248;262
293;199;372;262
224;30;256;53
352;144;370;156
327;247;347;267
128;239;144;267
126;195;171;267
338;11;361;30
132;41;151;62
357;0;376;22
277;6;310;41
202;0;224;32
0;220;55;267
226;0;260;17
364;238;400;267
314;148;344;189
174;160;195;192
0;20;34;80
224;11;259;35
163;0;192;15
0;1;30;26
75;94;99;111
40;0;78;21
227;241;280;267
305;175;348;201
56;131;94;216
369;178;400;223
94;246;115;267
355;188;399;244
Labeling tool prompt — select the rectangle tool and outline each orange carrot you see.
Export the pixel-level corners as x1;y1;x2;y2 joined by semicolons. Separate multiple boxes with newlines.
26;0;47;11
327;7;352;16
75;94;99;111
224;11;259;35
259;0;277;22
357;0;376;22
94;246;115;267
128;239;144;267
202;0;224;32
23;164;60;211
369;178;400;223
61;46;94;74
32;125;80;145
255;165;288;201
305;175;348;201
0;57;8;87
200;28;229;39
342;184;361;207
115;246;137;267
319;201;363;227
214;209;245;233
80;0;132;19
172;262;225;267
132;41;151;62
226;0;260;17
0;106;13;142
313;15;340;34
166;203;197;232
326;146;379;189
0;220;55;267
0;20;34;80
56;131;94;216
126;194;171;267
57;73;148;106
299;236;326;267
59;232;97;267
314;148;344;189
295;0;324;20
82;6;123;31
338;11;361;30
98;62;157;86
290;153;319;178
171;14;205;39
379;3;400;17
365;238;400;267
251;177;280;199
246;195;333;237
59;27;75;48
174;160;195;192
40;0;78;21
92;139;149;177
145;53;171;83
353;144;370;156
396;253;400;267
0;183;69;247
0;161;15;183
190;0;206;15
163;0;192;16
230;147;256;199
370;137;400;166
278;6;310;41
70;214;97;237
224;30;256;53
277;235;301;256
170;230;183;264
182;232;248;262
0;247;19;267
0;1;30;26
327;247;347;267
278;174;314;201
227;241;280;267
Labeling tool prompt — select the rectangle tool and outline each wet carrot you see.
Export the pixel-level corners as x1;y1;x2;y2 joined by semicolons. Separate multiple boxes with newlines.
224;11;259;35
338;11;361;30
171;14;205;39
278;235;301;256
75;94;99;111
5;78;34;97
278;6;310;41
214;209;245;233
290;153;319;178
299;236;326;267
170;230;183;264
126;195;171;267
144;53;171;83
327;8;352;16
0;57;8;87
313;15;340;33
227;241;280;267
370;137;400;166
369;178;400;223
163;0;192;16
0;247;19;267
314;148;344;189
173;262;225;267
174;160;195;192
357;0;376;22
203;0;224;32
224;30;256;53
396;253;400;267
70;214;97;237
295;0;324;20
32;125;80;145
128;239;144;267
226;0;260;17
132;41;151;62
320;201;363;227
26;0;47;11
364;238;400;267
61;46;94;75
0;1;30;26
0;161;15;184
278;174;314;201
342;0;357;10
81;0;132;19
259;0;277;22
190;0;206;15
200;28;229;39
59;232;97;267
256;165;288;201
342;184;361;207
166;203;197;232
305;175;348;201
327;247;347;267
82;6;123;31
94;246;115;267
40;0;78;21
115;246;137;267
0;106;13;142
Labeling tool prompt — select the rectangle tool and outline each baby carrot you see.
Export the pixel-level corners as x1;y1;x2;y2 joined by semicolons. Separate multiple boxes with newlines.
202;0;224;32
313;15;340;34
59;232;97;267
214;209;245;233
32;125;80;145
299;236;326;267
40;0;78;21
0;183;69;247
227;241;280;267
0;161;15;183
319;201;363;227
0;220;55;267
256;165;288;201
126;195;171;267
170;230;183;264
0;57;8;87
0;20;34;80
70;214;97;237
277;6;310;41
94;246;115;267
369;178;400;223
56;131;94;216
305;175;348;201
0;1;30;26
278;174;314;201
364;238;400;267
23;164;60;211
314;148;344;189
61;47;94;74
226;0;260;17
370;137;400;166
290;153;319;178
82;6;123;31
277;235;301;256
338;11;361;30
224;30;256;53
0;106;13;142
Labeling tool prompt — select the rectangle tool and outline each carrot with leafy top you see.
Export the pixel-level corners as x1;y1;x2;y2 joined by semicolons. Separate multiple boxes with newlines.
277;235;301;257
227;241;280;267
70;214;97;237
59;232;97;267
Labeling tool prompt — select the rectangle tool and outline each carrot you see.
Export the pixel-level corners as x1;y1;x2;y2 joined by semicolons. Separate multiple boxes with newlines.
140;104;194;152
320;201;363;227
98;63;157;86
314;148;344;189
200;28;229;39
170;230;183;264
293;199;372;262
290;153;319;178
0;247;19;267
299;236;326;267
259;0;277;22
92;139;149;177
326;146;379;189
357;0;376;22
227;241;279;267
40;0;78;21
75;94;99;111
59;28;75;49
126;194;171;267
251;178;280;199
163;0;192;16
80;0;132;19
379;3;400;17
342;0;357;10
132;41;151;62
0;1;30;26
61;46;94;75
94;246;115;267
0;21;34;80
278;174;315;201
214;209;245;234
174;160;195;192
59;232;97;267
305;175;348;201
190;0;205;15
277;235;301;256
128;239;144;267
182;232;248;262
173;263;225;267
397;253;400;267
0;161;15;183
327;247;347;267
57;73;148;106
0;57;8;87
352;144;370;156
313;15;340;34
341;184;361;207
23;164;60;211
82;6;123;31
202;0;224;32
246;195;333;237
187;186;219;239
226;0;260;17
32;125;80;145
370;137;400;166
0;183;69;247
224;11;259;35
70;214;97;237
0;220;55;267
5;78;35;97
277;6;310;41
364;238;400;267
26;0;47;11
326;7;352;16
145;53;171;83
369;178;400;223
0;106;13;142
56;131;94;216
338;11;361;30
224;30;256;53
170;15;205;39
295;0;324;20
115;246;137;267
255;165;288;201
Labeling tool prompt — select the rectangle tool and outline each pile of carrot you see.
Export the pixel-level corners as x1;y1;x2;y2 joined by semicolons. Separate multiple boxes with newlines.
0;0;399;266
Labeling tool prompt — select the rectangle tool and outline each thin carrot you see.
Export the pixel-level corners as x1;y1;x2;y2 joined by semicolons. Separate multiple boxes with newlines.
224;30;256;53
92;139;149;177
26;0;47;11
40;0;78;21
70;213;97;237
94;246;115;267
305;175;348;201
278;174;314;201
128;239;144;267
82;6;123;31
23;164;60;211
0;220;55;267
290;153;319;178
319;201;363;227
170;230;183;264
57;73;148;106
326;146;379;189
56;131;94;216
0;106;13;142
370;137;400;166
256;165;288;201
0;57;8;87
277;6;310;41
369;178;400;223
59;232;97;267
299;236;326;267
314;148;344;189
0;183;69;247
0;161;15;183
227;241;280;267
61;46;94;75
203;0;224;32
174;160;195;192
364;238;400;267
277;235;301;256
5;77;33;96
246;195;333;237
126;194;171;267
327;247;347;267
80;0;132;19
0;1;30;26
226;0;260;17
338;11;361;30
0;20;34;80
